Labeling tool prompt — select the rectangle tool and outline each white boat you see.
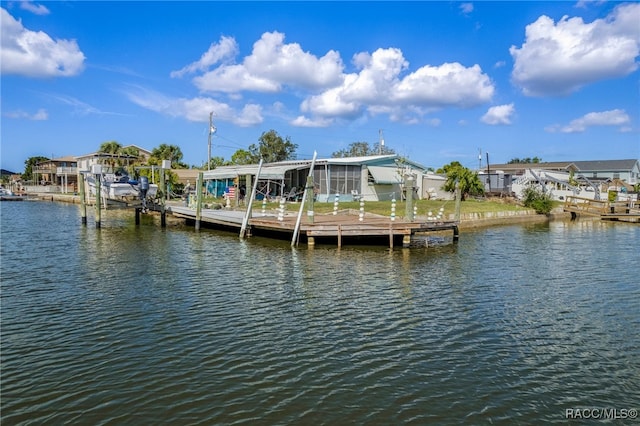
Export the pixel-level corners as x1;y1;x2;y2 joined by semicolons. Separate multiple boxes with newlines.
86;170;158;202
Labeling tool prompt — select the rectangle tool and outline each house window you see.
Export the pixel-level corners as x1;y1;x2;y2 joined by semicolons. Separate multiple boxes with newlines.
613;173;620;179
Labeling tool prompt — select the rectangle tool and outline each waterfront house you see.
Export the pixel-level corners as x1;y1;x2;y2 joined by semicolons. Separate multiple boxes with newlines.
202;155;431;202
570;159;639;185
31;156;78;194
486;159;639;185
75;145;153;173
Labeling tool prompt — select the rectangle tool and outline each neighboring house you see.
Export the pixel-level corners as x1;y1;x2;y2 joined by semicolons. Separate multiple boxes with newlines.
172;169;200;186
486;159;639;185
202;155;431;202
75;145;153;172
32;156;78;193
487;158;639;201
512;169;587;201
571;159;639;185
483;161;579;176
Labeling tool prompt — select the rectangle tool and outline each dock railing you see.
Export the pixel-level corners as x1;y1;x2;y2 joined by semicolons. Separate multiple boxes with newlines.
563;196;609;217
564;195;640;221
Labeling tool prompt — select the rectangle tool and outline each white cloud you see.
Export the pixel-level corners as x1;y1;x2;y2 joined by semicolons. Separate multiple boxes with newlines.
510;3;640;96
193;64;281;93
243;31;344;90
393;62;494;107
191;31;344;93
162;31;496;128
575;1;607;9
0;7;85;77
300;49;494;125
547;109;631;133
460;3;474;15
124;85;263;127
170;36;238;78
19;1;49;15
481;103;515;125
290;116;333;128
5;108;48;120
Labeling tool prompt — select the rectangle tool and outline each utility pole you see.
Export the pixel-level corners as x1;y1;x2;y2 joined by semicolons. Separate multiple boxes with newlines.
208;112;216;171
478;148;482;171
486;152;491;193
378;129;385;155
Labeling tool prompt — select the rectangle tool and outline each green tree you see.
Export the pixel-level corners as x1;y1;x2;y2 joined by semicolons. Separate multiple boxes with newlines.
22;156;50;181
99;140;123;154
230;149;256;165
150;144;187;168
521;185;553;214
437;161;484;200
507;157;542;164
248;130;297;163
98;140;124;169
332;141;395;158
205;156;228;169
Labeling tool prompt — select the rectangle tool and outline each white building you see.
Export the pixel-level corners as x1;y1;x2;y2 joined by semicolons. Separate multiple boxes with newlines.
202;155;431;202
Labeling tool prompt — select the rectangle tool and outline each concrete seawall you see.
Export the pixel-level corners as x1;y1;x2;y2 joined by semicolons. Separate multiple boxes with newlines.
28;194;574;230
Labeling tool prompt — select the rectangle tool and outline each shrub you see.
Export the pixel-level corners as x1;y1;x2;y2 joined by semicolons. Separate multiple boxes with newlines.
521;186;553;215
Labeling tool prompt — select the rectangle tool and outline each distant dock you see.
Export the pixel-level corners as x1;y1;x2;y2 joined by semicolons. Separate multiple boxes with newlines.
167;205;459;248
564;196;640;223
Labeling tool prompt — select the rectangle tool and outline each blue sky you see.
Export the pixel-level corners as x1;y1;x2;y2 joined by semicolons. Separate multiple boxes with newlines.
1;1;639;173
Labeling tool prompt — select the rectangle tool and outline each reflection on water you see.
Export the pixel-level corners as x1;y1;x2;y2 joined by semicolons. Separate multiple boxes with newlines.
1;202;639;424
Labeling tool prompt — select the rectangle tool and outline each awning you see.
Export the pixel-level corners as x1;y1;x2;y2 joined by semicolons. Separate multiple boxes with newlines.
367;166;401;184
203;164;307;180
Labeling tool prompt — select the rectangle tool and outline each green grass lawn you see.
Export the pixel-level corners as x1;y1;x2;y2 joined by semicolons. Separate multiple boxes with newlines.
239;197;540;217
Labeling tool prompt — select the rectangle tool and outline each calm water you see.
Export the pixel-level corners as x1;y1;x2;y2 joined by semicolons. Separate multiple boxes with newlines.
1;201;639;425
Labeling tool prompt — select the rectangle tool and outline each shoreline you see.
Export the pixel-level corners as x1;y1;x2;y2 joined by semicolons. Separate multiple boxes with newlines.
18;193;582;230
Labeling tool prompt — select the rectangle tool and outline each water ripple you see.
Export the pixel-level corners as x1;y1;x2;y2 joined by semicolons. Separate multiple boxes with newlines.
2;203;639;424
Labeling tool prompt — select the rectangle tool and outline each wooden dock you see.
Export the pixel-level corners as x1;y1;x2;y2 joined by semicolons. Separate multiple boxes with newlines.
563;196;640;223
167;205;459;248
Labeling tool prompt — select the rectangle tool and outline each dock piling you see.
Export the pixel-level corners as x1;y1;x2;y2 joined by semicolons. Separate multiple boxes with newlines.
405;175;414;221
78;172;87;225
95;176;101;229
195;172;203;231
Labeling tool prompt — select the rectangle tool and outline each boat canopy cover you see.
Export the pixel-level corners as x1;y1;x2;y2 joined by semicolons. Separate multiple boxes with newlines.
367;166;402;184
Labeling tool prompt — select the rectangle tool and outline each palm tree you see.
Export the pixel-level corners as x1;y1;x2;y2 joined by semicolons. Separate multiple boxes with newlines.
98;141;123;171
438;161;484;200
151;144;185;168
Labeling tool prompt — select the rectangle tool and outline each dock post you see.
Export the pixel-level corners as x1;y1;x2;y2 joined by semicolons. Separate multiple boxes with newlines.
195;172;203;231
306;174;315;224
78;171;87;225
292;151;317;247
160;165;166;228
402;234;411;248
241;159;263;238
454;180;461;222
405;175;414;221
95;176;102;229
308;236;315;248
135;207;141;225
453;225;459;243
